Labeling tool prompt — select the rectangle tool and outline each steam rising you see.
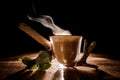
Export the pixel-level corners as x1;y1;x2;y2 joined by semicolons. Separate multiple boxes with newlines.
28;15;71;35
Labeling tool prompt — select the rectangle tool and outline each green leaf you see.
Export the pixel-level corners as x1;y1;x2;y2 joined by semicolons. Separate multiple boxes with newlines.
19;50;52;71
36;50;52;65
19;56;32;65
43;57;51;63
27;60;39;71
28;63;39;71
40;63;51;70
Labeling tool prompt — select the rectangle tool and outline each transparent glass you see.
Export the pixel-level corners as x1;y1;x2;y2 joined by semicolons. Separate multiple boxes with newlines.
50;35;83;67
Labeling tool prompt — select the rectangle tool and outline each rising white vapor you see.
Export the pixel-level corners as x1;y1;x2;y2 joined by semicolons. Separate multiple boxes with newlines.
28;15;71;35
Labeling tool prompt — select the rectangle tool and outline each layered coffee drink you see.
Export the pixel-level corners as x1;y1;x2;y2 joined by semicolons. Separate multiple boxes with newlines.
50;36;83;67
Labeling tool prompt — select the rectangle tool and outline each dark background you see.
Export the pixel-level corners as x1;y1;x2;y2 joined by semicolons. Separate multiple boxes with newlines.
0;0;119;58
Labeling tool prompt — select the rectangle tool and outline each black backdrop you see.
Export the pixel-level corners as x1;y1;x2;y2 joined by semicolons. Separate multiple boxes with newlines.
0;0;119;58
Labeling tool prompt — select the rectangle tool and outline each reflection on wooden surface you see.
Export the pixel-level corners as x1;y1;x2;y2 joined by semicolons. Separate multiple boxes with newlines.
0;52;120;80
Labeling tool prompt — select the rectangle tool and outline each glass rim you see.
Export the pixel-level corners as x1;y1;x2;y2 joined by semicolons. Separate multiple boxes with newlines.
49;35;83;37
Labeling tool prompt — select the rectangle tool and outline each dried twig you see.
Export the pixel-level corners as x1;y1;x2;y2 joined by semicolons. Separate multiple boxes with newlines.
77;39;98;69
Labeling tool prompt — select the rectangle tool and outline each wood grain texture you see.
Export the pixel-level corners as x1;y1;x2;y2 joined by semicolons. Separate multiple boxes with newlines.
0;52;120;80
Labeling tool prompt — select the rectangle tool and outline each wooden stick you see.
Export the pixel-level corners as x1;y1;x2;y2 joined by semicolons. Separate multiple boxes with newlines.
18;22;51;51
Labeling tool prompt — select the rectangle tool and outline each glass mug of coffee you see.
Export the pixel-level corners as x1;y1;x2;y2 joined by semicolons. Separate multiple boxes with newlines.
50;35;83;67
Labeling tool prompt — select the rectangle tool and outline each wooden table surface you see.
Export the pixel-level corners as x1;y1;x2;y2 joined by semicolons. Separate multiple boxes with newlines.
0;52;120;80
